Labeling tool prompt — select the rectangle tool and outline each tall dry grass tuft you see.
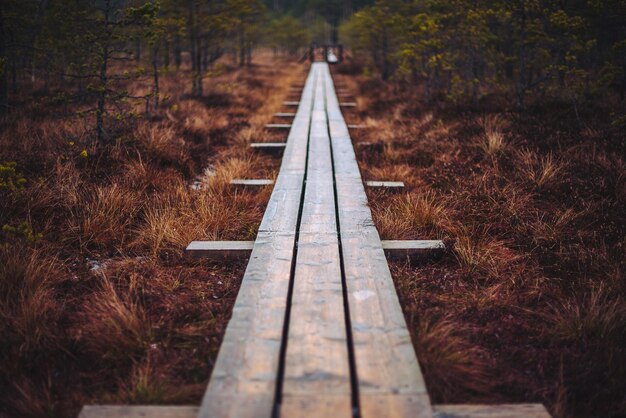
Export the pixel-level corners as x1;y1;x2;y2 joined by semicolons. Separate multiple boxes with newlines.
0;247;62;354
115;361;201;404
65;184;142;253
546;283;626;343
478;115;508;156
517;149;566;188
78;274;152;366
374;192;448;239
453;229;521;278
415;316;494;402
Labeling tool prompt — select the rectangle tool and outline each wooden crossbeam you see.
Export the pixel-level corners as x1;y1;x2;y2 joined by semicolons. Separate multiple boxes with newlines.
274;112;296;117
249;142;286;154
433;404;551;418
365;180;405;188
339;102;357;107
185;241;254;259
230;179;274;186
348;124;367;129
266;123;292;129
283;101;300;106
79;403;551;418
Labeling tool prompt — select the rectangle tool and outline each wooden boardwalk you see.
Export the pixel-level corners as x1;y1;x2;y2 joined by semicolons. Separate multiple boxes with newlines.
80;64;550;418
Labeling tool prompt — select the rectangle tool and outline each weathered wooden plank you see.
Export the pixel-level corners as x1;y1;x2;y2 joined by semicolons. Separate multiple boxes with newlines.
323;64;433;418
266;123;292;129
433;404;552;418
79;406;198;418
365;181;405;188
274;112;296;117
250;142;286;149
230;179;275;186
185;241;254;259
281;64;352;418
283;101;300;106
198;64;321;418
347;124;367;129
339;102;357;107
382;240;445;252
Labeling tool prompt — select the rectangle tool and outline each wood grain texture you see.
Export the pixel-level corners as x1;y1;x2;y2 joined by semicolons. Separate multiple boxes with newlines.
198;64;321;418
281;64;352;418
79;406;198;418
433;404;552;418
323;64;433;418
185;240;254;259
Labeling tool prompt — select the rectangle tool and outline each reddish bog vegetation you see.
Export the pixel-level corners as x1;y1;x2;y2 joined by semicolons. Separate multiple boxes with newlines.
0;56;305;417
332;68;625;417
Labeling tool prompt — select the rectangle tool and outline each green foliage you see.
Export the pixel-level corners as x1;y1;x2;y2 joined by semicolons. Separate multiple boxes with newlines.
265;15;310;55
1;222;42;243
339;0;626;106
0;162;26;192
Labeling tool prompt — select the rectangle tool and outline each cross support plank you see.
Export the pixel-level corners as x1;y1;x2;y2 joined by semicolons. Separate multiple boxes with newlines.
274;112;296;117
433;404;551;418
266;123;292;129
365;180;405;188
230;179;274;186
185;241;255;259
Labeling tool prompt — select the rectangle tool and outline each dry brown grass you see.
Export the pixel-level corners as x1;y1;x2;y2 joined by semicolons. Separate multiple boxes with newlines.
0;53;307;417
335;66;626;417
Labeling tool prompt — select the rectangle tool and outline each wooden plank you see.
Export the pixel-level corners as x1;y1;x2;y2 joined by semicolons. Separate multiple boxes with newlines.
230;179;274;186
250;142;286;148
79;406;198;418
433;404;552;418
382;240;445;251
283;101;300;106
266;123;292;129
323;64;433;418
185;241;254;259
382;240;445;261
274;112;296;117
365;181;405;188
281;64;352;418
250;142;286;156
348;124;367;129
339;102;357;107
198;64;321;418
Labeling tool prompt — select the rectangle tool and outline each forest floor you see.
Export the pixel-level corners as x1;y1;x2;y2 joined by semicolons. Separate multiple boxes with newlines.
0;53;306;418
332;64;625;418
1;53;624;418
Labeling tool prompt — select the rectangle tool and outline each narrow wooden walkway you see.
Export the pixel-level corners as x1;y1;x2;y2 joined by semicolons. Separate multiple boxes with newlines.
80;64;550;418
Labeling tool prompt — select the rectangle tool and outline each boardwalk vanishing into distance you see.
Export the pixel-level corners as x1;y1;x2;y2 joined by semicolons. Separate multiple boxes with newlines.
80;64;551;418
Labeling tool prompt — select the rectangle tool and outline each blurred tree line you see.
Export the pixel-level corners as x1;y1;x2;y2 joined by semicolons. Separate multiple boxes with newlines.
340;0;626;108
0;0;345;141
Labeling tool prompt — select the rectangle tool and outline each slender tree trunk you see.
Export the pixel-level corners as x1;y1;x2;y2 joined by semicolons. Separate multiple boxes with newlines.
174;35;181;70
187;0;198;94
516;0;527;109
381;27;389;81
97;45;108;143
0;6;8;116
239;27;245;67
152;45;159;110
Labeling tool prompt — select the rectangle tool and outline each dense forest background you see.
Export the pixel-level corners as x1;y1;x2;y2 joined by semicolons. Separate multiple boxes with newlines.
1;1;625;418
1;0;625;122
